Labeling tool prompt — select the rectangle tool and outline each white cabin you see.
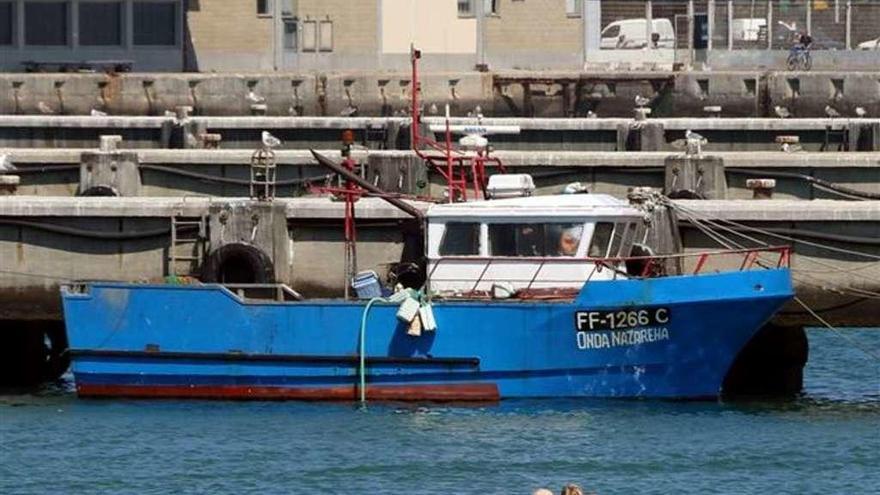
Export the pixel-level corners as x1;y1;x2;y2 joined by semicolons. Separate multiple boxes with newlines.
425;194;645;295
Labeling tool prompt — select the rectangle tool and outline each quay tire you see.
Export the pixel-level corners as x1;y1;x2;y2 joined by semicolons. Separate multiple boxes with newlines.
79;185;119;197
201;243;275;284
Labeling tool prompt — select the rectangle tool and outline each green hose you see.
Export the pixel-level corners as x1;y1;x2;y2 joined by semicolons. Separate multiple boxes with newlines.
359;297;387;405
358;289;424;406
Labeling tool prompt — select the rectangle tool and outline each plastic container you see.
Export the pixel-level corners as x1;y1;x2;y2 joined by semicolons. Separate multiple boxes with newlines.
351;270;383;299
396;296;420;323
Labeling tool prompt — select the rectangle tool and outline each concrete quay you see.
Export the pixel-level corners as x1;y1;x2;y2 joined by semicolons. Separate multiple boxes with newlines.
2;71;880;119
4;148;880;201
2;115;879;152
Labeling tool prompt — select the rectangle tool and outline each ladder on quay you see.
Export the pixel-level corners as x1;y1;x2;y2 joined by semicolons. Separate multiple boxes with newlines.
167;214;207;277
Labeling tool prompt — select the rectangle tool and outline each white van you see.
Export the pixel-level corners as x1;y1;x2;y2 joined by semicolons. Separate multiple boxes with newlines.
600;18;675;49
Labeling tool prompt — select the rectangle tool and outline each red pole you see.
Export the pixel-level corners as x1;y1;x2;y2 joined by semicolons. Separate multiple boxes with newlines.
411;47;421;150
445;112;454;203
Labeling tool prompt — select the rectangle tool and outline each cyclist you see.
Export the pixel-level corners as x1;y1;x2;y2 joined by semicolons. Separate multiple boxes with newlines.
788;31;813;70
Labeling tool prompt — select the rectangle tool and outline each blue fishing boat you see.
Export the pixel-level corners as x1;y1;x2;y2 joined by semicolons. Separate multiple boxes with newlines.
60;193;794;401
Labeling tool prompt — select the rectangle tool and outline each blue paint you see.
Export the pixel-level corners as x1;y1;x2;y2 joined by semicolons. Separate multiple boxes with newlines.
61;269;793;399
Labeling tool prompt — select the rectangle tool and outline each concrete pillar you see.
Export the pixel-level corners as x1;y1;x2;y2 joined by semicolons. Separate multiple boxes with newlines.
688;0;695;55
645;1;653;50
806;0;812;34
767;1;773;50
79;136;142;196
727;0;733;50
583;0;601;63
71;0;79;48
124;0;133;50
272;0;282;70
707;0;715;50
15;0;24;47
205;201;291;284
475;0;486;68
845;0;852;49
665;155;727;199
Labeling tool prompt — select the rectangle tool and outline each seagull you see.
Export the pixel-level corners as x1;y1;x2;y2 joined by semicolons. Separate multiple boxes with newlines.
825;105;841;118
685;129;707;156
685;129;706;142
37;101;54;114
246;89;265;104
634;94;651;107
340;105;358;117
261;130;282;149
586;110;597;118
781;142;803;153
474;105;483;119
163;110;177;118
90;109;107;117
855;107;867;118
774;105;791;118
777;20;797;32
0;153;15;173
562;182;588;194
428;103;438;115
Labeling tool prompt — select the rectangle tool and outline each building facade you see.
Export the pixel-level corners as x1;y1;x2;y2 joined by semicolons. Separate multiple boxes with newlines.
0;0;186;71
1;0;879;72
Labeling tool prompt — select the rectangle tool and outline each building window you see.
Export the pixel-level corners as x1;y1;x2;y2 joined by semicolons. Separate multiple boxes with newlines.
133;2;176;46
0;2;13;45
457;0;497;18
79;2;123;46
283;20;296;49
302;20;316;52
566;0;582;18
25;2;68;46
257;0;271;16
319;20;333;52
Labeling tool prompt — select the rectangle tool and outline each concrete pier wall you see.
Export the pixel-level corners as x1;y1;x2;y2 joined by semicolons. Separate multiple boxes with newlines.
1;116;878;152
1;71;878;119
4;149;880;201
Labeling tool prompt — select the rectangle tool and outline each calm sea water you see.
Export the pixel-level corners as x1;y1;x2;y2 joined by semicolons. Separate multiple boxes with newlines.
1;328;878;495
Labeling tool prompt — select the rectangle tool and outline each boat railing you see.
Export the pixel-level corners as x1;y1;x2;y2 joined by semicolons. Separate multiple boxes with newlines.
427;246;791;296
221;283;304;302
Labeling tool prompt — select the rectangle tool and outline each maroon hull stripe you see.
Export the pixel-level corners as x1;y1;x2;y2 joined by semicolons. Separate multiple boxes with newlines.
77;383;501;402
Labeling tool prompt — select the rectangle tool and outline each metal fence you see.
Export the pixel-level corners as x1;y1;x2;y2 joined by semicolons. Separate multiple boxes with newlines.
598;0;879;51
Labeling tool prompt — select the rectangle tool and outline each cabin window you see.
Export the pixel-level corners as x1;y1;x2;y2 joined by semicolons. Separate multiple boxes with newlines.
621;223;638;256
608;223;628;259
488;223;583;257
439;223;480;256
588;222;614;257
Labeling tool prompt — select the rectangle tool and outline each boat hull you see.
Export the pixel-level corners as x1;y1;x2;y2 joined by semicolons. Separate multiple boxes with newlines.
61;269;793;400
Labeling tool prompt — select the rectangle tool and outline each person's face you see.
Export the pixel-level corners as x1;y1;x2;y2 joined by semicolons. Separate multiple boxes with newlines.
559;232;579;256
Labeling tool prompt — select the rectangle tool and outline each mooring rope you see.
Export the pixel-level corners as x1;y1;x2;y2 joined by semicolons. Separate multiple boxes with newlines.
794;296;880;362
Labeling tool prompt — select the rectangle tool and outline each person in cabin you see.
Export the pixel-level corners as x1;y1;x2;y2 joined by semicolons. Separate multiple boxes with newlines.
518;225;544;256
557;225;584;256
